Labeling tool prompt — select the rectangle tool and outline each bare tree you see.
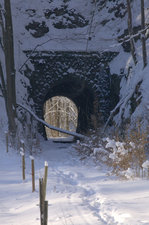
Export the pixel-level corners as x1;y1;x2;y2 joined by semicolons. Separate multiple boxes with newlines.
127;0;137;65
141;0;147;68
0;0;17;136
44;97;78;138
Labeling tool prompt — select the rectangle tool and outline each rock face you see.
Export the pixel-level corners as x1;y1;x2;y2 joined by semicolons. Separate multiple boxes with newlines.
25;4;89;38
25;21;49;38
23;51;118;137
44;6;89;29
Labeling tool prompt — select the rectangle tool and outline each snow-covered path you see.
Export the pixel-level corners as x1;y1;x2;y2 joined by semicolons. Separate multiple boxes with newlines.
1;138;149;225
38;140;106;225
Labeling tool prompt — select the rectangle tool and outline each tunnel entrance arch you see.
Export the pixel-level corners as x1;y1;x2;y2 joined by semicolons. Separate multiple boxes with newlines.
44;96;78;139
23;51;118;138
43;78;96;137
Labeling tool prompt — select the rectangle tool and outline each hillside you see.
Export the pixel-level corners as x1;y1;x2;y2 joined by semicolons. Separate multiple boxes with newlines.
0;0;148;130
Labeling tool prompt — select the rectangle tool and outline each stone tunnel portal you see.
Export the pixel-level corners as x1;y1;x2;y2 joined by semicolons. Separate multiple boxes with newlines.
43;79;95;137
24;51;118;139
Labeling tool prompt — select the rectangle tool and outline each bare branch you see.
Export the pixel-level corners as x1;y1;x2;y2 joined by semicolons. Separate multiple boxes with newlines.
118;25;149;43
17;103;86;140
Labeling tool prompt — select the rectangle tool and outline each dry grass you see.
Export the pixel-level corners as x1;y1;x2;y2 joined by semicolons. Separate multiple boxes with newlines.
104;125;148;179
74;126;149;179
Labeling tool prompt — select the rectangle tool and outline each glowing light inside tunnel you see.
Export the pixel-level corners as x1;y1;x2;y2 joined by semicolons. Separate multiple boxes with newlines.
44;96;78;139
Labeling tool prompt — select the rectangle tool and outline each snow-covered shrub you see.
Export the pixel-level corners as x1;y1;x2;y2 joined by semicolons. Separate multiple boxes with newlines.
104;126;148;179
74;129;109;163
74;126;149;179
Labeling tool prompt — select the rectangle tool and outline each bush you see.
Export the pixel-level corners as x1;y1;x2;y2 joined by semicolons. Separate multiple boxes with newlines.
74;127;149;179
103;126;148;179
74;129;110;163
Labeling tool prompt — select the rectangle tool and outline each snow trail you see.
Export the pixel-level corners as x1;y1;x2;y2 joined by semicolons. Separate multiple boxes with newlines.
1;139;149;224
38;140;106;225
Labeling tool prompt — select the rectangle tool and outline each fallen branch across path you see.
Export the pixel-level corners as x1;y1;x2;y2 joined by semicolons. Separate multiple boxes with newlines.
17;103;86;140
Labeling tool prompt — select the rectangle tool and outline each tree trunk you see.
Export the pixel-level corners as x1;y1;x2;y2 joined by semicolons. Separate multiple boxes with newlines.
141;0;147;68
0;6;8;113
127;0;137;65
4;0;17;135
0;62;8;113
0;4;5;51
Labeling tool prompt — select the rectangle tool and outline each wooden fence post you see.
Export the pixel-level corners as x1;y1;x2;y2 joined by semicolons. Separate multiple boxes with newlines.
39;162;48;225
30;156;35;192
20;140;25;152
43;200;48;225
20;148;25;180
39;178;44;225
43;161;48;201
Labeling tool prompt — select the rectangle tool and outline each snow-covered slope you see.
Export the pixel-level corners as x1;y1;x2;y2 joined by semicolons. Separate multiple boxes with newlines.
1;138;149;225
11;0;127;52
1;97;149;225
10;0;149;128
1;1;149;130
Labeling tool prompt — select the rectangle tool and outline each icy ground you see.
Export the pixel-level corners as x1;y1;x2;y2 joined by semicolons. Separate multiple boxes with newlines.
1;137;149;225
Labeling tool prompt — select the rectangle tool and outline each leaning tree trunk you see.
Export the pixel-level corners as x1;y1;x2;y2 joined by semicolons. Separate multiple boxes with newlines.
141;0;147;68
4;0;17;136
0;6;8;114
127;0;137;65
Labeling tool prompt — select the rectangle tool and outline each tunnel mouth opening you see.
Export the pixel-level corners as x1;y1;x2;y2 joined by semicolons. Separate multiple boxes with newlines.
40;78;97;140
43;96;78;141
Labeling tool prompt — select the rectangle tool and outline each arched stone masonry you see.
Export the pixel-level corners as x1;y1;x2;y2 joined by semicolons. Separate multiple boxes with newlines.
23;51;118;137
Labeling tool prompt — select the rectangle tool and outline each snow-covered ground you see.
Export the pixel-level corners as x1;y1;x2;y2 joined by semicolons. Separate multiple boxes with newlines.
1;1;149;224
1;135;149;225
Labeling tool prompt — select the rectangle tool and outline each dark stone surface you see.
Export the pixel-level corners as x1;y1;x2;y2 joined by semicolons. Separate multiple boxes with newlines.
108;2;126;18
96;0;126;18
44;5;89;29
23;50;119;137
110;73;121;110
25;21;49;38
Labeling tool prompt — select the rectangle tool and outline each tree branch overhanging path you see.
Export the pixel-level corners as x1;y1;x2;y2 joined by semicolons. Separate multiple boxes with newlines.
17;103;86;140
